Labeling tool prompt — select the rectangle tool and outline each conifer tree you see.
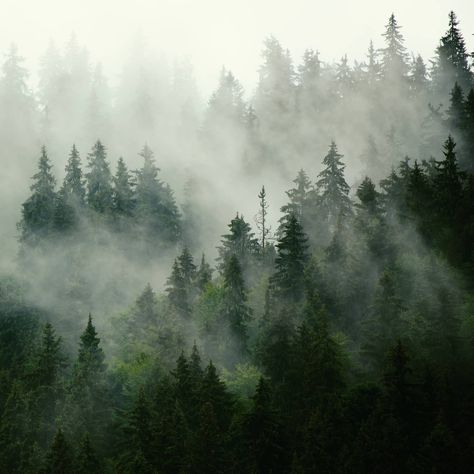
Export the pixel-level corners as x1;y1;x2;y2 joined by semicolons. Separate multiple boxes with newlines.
222;255;252;353
76;434;101;474
112;157;134;216
196;254;213;292
380;14;409;81
217;213;259;272
431;11;473;97
280;169;312;229
42;428;74;474
270;213;309;303
315;141;352;228
356;177;379;215
447;82;466;133
19;146;56;244
63;144;85;205
256;185;271;253
85;140;113;213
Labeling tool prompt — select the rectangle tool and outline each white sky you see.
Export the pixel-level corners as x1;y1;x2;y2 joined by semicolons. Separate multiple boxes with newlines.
0;0;473;96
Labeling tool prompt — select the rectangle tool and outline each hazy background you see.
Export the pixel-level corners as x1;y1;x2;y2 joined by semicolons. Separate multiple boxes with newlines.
0;0;473;96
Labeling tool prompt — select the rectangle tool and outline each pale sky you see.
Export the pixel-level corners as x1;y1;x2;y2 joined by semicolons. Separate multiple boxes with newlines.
0;0;473;96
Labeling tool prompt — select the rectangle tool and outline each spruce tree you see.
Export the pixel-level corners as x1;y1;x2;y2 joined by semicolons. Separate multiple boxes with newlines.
380;14;409;81
256;185;271;253
270;213;309;303
280;169;312;229
19;146;56;244
85;140;113;213
447;82;466;133
76;434;101;474
217;213;259;272
196;254;213;292
315;141;352;228
42;428;74;474
112;157;135;216
222;255;252;353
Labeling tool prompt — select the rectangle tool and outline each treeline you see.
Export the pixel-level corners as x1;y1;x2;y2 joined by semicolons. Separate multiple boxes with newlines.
18;141;181;248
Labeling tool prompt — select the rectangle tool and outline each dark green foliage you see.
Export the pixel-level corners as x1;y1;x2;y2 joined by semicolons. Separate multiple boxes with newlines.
19;146;56;244
85;140;113;213
217;213;259;273
270;213;309;303
42;428;74;474
112;157;135;216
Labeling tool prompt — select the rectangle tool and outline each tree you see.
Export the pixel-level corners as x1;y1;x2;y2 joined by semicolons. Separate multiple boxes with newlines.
196;254;213;292
19;146;56;244
431;11;472;97
255;185;271;253
54;144;85;231
76;434;101;474
135;145;181;244
270;213;309;303
356;177;379;215
217;213;259;272
315;141;352;228
74;314;105;384
380;14;409;81
112;157;135;216
447;82;466;133
280;169;312;229
42;428;74;474
85;140;113;213
222;255;252;354
410;54;428;95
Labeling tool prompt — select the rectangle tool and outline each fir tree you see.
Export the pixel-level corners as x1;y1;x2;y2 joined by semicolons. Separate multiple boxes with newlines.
380;14;409;80
19;146;56;244
42;428;74;474
112;157;135;216
315;141;352;228
196;254;213;292
85;140;113;213
256;185;271;253
222;255;252;353
270;213;309;303
76;434;101;474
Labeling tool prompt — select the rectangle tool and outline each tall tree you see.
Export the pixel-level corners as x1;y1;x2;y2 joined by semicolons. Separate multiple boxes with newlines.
380;14;409;81
19;146;56;244
85;140;113;213
270;213;309;303
255;185;271;253
315;141;352;228
112;157;135;216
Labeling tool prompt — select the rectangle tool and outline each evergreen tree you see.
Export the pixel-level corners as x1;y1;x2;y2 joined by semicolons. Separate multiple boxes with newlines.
356;177;379;215
135;145;181;243
42;428;74;474
280;169;312;229
85;140;113;213
270;213;309;303
217;213;259;272
447;82;466;133
76;434;101;474
380;14;409;81
19;146;56;244
196;254;213;292
256;185;271;253
315;141;352;228
112;157;135;216
431;11;472;97
222;255;252;354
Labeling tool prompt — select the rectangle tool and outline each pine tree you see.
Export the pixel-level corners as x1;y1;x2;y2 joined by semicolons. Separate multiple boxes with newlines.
410;54;428;95
135;145;181;243
33;322;64;388
315;141;352;228
112;157;135;216
255;185;271;253
76;434;101;474
356;177;379;215
447;82;466;133
42;428;74;474
222;255;252;353
280;169;312;229
196;254;213;292
85;140;113;213
74;314;105;384
54;144;85;232
19;146;56;244
217;213;259;272
365;40;381;86
431;11;473;97
380;14;409;81
270;213;309;303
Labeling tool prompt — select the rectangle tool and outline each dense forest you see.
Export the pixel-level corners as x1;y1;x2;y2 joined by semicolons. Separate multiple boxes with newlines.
1;10;474;473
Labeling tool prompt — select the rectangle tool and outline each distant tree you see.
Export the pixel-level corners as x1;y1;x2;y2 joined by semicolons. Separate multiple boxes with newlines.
85;140;113;213
280;169;312;230
112;157;135;216
409;54;428;95
447;82;466;133
356;177;380;215
196;254;213;292
19;146;56;244
380;14;409;81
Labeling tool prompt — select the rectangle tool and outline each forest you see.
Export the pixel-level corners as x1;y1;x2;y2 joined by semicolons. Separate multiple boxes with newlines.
0;9;474;474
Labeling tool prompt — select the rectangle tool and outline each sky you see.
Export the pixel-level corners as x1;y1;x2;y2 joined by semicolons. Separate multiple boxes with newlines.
0;0;473;96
